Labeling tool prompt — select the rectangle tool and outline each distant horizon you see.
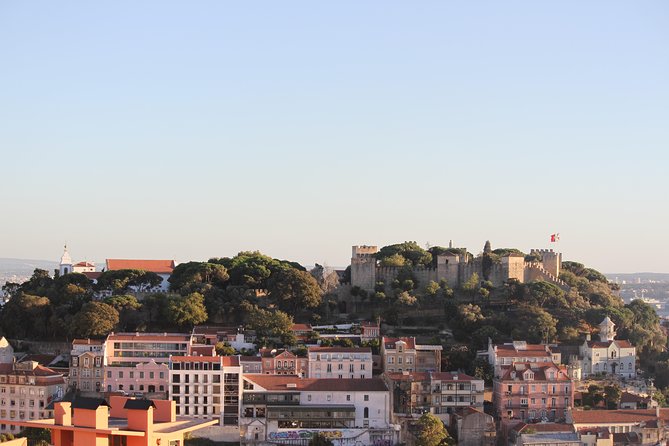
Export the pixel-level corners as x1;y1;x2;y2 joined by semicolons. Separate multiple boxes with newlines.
2;252;669;276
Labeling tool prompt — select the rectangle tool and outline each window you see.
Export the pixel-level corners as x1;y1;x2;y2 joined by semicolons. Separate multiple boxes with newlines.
364;395;369;401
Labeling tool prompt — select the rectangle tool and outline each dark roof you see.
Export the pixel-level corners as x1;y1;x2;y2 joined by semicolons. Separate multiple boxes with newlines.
72;397;110;410
124;399;157;410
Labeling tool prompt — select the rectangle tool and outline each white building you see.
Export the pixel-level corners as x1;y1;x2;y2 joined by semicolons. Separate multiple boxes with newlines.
307;347;373;379
579;317;636;378
239;375;396;446
168;355;242;427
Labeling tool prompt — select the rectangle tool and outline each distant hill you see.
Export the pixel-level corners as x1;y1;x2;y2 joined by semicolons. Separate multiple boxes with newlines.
606;273;669;283
0;258;59;284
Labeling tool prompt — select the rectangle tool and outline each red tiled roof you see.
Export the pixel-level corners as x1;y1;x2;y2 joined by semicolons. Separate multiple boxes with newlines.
361;321;378;327
382;337;416;350
171;356;240;366
189;345;216;356
107;332;191;342
586;340;634;349
291;324;312;331
308;347;372;353
498;362;570;382
74;262;95;267
82;271;102;280
494;344;552;358
192;325;237;335
385;371;479;382
73;338;105;345
244;375;388;392
572;409;669;424
239;356;262;362
106;259;175;274
620;392;650;404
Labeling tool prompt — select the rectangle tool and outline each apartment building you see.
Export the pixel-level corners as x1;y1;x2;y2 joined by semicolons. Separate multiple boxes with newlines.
384;371;484;422
307;347;372;379
381;337;442;373
105;332;192;395
69;339;105;393
493;362;574;424
168;355;242;426
0;361;65;434
239;375;396;446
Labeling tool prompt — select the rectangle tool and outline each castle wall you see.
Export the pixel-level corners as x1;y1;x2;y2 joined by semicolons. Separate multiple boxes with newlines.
503;256;525;283
351;256;377;292
349;245;569;295
530;249;561;278
376;266;439;289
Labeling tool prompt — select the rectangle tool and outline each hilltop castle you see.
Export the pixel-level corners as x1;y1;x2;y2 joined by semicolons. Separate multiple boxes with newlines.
350;243;568;292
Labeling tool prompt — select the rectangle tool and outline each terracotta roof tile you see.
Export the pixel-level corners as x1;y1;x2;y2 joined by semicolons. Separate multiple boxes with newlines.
171;356;240;366
382;337;416;350
385;371;479;382
244;375;388;392
308;347;372;353
572;409;669;424
107;333;191;342
106;259;175;274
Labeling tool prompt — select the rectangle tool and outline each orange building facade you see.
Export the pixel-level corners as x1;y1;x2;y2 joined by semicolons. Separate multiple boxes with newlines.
5;396;216;446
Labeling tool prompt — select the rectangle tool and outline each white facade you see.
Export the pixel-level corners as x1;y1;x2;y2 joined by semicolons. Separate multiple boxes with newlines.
240;376;396;446
579;317;636;378
168;356;242;428
307;347;372;379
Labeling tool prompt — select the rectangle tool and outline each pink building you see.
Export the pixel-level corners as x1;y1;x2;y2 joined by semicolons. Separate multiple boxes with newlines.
105;333;192;397
259;349;308;376
105;360;169;396
493;362;574;425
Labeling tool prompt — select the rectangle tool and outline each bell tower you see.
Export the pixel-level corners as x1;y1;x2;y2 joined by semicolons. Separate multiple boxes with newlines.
59;244;73;276
599;316;616;342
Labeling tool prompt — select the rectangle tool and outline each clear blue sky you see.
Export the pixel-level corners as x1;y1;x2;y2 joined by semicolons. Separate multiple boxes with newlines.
1;1;667;273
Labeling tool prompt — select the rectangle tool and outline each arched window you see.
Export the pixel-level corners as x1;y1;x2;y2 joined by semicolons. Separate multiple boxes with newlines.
364;407;369;418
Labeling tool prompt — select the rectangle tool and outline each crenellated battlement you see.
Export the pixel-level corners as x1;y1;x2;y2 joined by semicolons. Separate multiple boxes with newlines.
349;243;569;293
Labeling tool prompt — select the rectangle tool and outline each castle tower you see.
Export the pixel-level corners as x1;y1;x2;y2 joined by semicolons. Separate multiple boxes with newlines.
599;316;616;342
59;245;73;276
530;249;562;278
350;245;378;292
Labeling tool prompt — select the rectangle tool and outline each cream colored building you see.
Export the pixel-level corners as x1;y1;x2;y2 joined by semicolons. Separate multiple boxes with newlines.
382;337;442;373
69;339;106;394
0;361;65;434
307;347;372;379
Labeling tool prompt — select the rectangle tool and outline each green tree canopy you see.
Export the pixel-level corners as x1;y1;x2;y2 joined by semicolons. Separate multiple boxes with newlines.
167;292;208;329
96;269;163;294
70;302;119;338
376;242;432;267
267;268;322;313
168;262;230;292
415;412;449;446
